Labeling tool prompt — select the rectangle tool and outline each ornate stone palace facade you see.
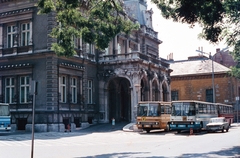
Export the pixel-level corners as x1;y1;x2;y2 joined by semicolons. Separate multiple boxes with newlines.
0;0;171;132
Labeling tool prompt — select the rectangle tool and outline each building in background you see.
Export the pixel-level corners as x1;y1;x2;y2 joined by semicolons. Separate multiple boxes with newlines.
170;55;240;122
213;48;237;68
0;0;171;132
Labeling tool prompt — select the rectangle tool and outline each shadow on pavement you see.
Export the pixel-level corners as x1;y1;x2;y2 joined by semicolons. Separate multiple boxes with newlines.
73;146;240;158
79;121;129;133
0;121;131;141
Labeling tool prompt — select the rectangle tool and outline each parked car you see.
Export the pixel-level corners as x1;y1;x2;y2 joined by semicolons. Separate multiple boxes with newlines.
206;117;230;133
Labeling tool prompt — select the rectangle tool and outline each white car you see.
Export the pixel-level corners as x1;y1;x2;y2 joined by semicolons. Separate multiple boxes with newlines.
206;117;230;133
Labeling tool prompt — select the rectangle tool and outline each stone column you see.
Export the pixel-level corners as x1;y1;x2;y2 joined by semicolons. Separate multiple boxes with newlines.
132;83;141;122
79;37;83;57
126;39;129;54
114;36;118;55
0;24;2;57
104;87;109;123
149;80;152;101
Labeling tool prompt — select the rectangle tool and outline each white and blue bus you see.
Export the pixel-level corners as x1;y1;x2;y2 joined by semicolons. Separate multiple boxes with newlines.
0;103;11;131
169;100;218;132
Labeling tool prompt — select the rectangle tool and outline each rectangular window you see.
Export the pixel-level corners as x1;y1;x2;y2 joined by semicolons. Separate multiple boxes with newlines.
72;36;78;49
70;77;77;103
86;43;94;54
7;26;15;48
117;43;121;54
20;76;30;103
105;47;109;55
206;89;213;103
87;80;93;104
171;90;178;101
59;76;67;103
21;23;30;46
5;77;15;103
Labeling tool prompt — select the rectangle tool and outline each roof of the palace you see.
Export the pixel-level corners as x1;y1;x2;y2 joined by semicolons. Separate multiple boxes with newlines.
170;59;230;76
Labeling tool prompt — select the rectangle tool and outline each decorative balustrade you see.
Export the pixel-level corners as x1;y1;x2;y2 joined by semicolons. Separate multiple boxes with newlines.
141;26;158;39
99;52;170;69
10;104;32;111
1;46;33;56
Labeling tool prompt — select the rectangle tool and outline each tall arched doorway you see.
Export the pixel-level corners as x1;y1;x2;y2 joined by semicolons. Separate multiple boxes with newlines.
108;77;131;122
141;78;149;101
162;82;168;101
152;80;159;101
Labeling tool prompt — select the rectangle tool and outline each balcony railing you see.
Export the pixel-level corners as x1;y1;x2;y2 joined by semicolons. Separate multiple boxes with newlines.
10;103;32;111
141;26;158;39
99;51;170;68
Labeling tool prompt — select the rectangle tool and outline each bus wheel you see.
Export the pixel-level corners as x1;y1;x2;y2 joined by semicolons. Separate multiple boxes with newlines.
177;130;181;133
146;129;150;133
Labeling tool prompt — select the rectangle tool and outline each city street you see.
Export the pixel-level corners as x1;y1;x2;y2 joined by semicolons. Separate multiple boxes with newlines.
0;123;239;158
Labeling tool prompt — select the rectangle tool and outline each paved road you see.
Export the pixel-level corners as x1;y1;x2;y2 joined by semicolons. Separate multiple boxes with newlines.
0;123;239;158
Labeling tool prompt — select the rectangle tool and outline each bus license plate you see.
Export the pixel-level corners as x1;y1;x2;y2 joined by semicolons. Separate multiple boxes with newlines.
178;125;185;127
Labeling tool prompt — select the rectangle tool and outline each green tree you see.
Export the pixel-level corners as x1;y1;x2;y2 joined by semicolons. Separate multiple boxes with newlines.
37;0;139;57
151;0;240;77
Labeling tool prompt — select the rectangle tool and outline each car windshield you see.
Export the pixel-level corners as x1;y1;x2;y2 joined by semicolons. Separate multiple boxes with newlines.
210;118;223;123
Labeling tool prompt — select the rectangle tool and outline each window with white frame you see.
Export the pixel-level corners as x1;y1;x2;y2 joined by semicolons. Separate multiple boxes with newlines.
59;76;67;103
70;77;77;103
117;43;121;54
86;43;94;54
87;80;93;104
20;76;30;103
5;77;15;103
21;23;30;46
105;47;109;55
72;36;78;49
7;26;15;48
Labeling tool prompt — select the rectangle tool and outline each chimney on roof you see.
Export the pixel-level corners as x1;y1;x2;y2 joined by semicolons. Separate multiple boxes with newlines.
167;53;174;61
216;48;220;53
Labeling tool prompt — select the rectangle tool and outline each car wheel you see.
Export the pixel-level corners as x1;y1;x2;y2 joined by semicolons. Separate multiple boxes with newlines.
222;127;225;133
226;128;229;132
146;129;150;133
165;124;170;132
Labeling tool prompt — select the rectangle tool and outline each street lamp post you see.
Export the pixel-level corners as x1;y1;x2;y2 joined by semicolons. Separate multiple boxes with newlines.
196;50;215;103
210;52;215;103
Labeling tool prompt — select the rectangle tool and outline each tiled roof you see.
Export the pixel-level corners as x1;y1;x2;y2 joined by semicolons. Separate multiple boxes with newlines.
170;59;230;76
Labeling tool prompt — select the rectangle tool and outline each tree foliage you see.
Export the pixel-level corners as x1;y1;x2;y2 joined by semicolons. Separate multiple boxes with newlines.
151;0;240;78
37;0;139;57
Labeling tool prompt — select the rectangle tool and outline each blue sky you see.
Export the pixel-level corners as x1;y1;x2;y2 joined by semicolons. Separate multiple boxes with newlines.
147;0;228;60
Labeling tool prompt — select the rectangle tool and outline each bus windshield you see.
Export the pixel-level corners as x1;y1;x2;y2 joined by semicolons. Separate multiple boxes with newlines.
0;105;10;116
172;102;196;116
137;103;160;117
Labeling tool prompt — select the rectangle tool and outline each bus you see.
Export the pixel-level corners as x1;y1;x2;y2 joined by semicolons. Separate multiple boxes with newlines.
169;100;218;132
0;103;11;131
216;103;234;126
136;101;171;133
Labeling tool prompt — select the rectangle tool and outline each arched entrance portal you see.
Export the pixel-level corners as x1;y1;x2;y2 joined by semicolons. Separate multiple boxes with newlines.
108;77;131;122
162;82;168;101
